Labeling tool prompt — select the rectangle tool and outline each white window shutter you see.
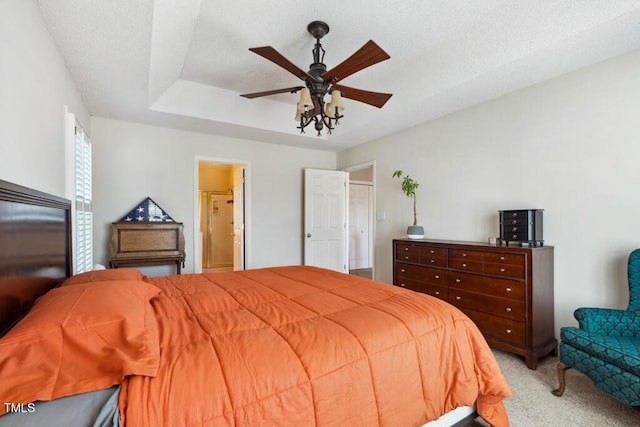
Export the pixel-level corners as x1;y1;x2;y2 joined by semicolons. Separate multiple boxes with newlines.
74;124;93;273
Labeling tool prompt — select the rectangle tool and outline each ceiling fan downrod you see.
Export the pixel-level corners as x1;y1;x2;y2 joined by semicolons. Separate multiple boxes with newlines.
307;21;329;70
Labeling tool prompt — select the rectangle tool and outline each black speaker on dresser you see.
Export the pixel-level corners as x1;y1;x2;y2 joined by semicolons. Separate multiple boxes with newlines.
498;209;543;247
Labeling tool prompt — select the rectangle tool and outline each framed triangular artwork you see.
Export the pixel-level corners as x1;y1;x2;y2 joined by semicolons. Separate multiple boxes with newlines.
117;197;175;222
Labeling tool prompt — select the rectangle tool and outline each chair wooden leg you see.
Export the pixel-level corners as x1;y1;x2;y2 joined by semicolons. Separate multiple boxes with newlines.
551;362;571;396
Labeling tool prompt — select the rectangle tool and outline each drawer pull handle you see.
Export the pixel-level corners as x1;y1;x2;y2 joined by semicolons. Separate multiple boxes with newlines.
511;212;517;217
505;307;512;313
462;253;467;257
404;247;409;251
400;283;406;287
400;269;406;273
506;329;512;334
455;296;461;300
505;287;512;292
434;275;440;279
500;268;505;272
430;250;435;254
500;256;505;260
455;279;461;283
405;256;409;259
430;259;435;263
434;291;440;295
462;263;467;267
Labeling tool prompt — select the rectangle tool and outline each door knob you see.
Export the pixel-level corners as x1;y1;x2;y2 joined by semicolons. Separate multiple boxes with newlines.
306;233;311;238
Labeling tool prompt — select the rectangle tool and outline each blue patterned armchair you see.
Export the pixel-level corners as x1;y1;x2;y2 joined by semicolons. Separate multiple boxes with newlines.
552;249;640;406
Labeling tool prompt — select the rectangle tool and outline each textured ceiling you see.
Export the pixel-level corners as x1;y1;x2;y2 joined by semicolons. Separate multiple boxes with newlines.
36;0;640;152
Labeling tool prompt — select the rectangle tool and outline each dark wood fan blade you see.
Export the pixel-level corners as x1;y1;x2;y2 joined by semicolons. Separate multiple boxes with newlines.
322;40;390;83
240;86;304;99
249;46;314;81
332;84;392;108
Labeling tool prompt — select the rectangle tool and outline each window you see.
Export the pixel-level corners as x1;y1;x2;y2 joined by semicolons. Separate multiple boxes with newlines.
66;111;93;274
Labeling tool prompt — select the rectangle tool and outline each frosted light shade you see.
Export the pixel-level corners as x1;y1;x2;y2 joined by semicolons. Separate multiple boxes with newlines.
298;87;313;107
330;90;344;111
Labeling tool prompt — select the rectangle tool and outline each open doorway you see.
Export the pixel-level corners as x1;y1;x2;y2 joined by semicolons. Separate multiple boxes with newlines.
195;159;247;273
345;162;375;280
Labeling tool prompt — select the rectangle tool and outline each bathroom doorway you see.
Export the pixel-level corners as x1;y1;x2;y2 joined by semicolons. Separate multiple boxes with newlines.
196;160;247;273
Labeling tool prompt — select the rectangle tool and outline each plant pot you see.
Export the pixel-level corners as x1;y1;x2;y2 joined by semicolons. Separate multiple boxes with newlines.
406;225;424;240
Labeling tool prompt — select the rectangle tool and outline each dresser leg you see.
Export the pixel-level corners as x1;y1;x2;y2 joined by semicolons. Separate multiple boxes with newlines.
524;354;538;370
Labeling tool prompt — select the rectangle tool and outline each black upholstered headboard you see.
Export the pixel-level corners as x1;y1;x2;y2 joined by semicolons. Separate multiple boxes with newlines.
0;179;72;336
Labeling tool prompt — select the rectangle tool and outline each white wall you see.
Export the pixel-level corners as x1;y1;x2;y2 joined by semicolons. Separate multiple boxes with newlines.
338;49;640;335
91;117;336;274
0;0;89;196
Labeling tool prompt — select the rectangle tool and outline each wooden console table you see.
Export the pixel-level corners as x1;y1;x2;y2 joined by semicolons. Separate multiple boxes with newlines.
109;222;185;274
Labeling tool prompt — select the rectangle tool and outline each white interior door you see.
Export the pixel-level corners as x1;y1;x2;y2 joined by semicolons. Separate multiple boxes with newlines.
349;183;372;269
304;169;348;273
232;165;245;270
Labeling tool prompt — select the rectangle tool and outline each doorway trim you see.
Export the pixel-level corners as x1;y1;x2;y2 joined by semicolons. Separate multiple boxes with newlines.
343;161;376;280
194;155;251;274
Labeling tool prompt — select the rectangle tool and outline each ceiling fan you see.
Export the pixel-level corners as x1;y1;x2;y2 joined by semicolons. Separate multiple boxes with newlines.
240;21;392;136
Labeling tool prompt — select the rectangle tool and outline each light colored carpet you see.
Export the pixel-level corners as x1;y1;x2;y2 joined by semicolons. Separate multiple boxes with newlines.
472;350;639;426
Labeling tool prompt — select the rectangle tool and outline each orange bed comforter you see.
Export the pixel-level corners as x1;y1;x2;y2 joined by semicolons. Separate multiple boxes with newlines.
119;266;511;426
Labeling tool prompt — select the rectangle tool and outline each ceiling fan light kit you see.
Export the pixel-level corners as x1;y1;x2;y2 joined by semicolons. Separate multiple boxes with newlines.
240;21;392;137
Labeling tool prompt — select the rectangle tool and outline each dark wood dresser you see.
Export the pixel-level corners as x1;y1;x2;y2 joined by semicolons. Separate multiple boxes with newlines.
393;238;556;369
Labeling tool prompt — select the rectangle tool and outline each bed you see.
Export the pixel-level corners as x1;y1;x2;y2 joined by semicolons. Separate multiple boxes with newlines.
0;179;511;426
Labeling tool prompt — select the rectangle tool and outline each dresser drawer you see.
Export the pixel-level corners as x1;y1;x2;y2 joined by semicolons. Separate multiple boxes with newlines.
396;263;448;286
449;289;524;321
483;252;524;266
449;258;483;273
501;210;531;220
484;262;525;279
501;218;531;227
419;246;448;258
396;252;420;263
460;308;526;347
398;279;448;301
449;249;483;261
396;243;419;256
448;271;524;300
419;254;448;268
501;224;530;234
421;266;448;285
395;262;421;280
500;232;533;241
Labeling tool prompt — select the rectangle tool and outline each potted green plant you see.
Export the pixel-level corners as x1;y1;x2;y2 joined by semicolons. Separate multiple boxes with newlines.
392;170;424;239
